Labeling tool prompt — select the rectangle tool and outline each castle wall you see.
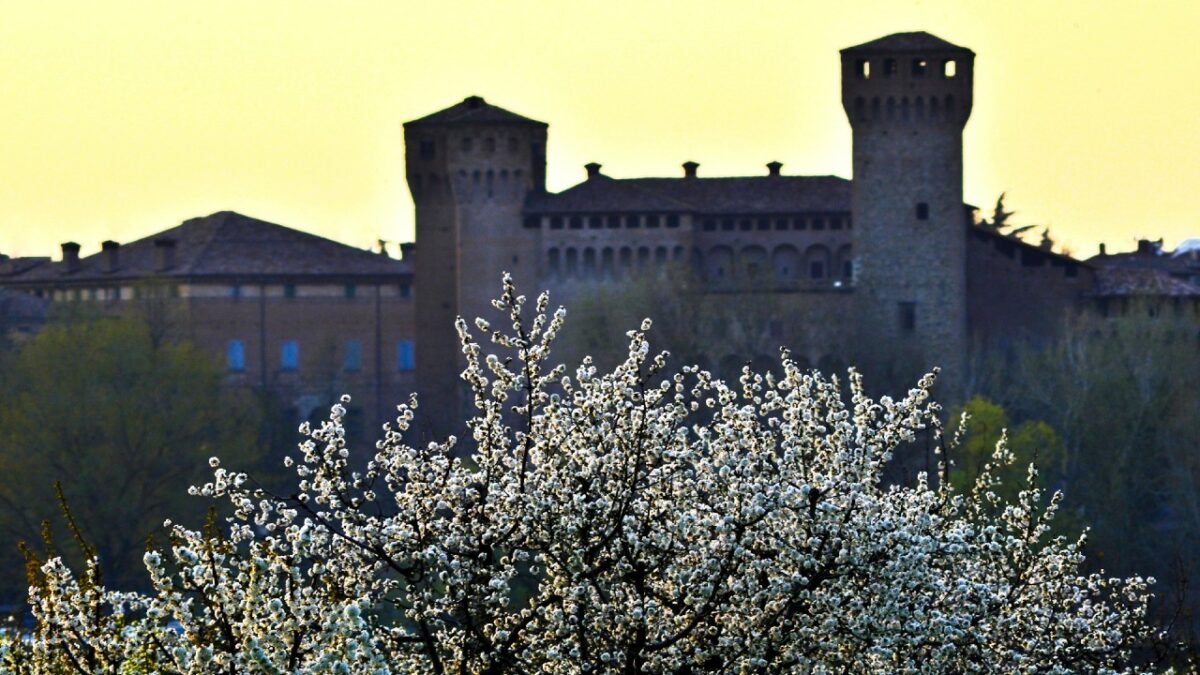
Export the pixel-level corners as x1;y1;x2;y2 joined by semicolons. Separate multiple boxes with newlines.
966;229;1094;343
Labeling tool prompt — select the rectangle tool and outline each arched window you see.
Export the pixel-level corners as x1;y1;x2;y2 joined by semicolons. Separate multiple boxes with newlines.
707;246;734;281
601;247;614;279
772;244;800;282
637;246;651;268
836;245;853;281
582;248;597;277
565;248;578;277
854;96;866;120
654;246;668;269
741;245;767;281
619;247;632;273
805;245;831;281
548;248;560;277
886;97;896;119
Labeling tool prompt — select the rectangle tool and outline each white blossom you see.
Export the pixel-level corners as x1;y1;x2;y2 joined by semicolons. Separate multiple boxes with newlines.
2;275;1159;673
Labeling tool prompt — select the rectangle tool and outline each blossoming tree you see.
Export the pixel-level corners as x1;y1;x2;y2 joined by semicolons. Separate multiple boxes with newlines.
2;277;1158;673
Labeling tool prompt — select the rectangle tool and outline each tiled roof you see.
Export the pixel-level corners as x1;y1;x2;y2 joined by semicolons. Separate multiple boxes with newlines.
526;175;851;215
1091;267;1200;297
4;211;410;283
405;96;547;127
842;31;970;54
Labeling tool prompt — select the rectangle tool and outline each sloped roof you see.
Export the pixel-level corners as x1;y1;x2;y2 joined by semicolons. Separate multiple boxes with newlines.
405;96;547;127
5;211;410;283
1091;267;1200;297
526;175;851;214
842;31;971;54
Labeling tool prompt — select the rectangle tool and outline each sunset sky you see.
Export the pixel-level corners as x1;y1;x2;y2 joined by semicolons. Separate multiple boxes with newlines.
1;1;1196;259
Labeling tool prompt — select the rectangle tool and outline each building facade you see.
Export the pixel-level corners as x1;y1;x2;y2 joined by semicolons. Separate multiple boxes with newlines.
2;31;1195;440
0;211;417;439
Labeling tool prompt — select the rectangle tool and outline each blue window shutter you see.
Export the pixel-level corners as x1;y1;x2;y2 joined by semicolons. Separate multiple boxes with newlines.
397;339;415;371
227;340;245;372
282;340;299;370
344;340;362;371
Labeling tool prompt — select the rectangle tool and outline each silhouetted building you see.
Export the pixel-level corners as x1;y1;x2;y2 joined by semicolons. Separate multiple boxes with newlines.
0;212;415;438
2;31;1195;439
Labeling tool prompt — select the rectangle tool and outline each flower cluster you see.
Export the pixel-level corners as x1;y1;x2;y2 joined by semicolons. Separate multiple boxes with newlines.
4;275;1157;673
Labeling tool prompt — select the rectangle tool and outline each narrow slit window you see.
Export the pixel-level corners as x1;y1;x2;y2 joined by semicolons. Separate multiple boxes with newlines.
916;202;930;220
899;302;917;333
856;58;870;79
943;59;957;78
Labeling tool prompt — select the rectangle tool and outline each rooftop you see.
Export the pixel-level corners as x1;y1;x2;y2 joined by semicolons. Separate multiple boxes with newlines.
404;95;547;128
2;211;411;284
842;31;971;54
526;171;851;215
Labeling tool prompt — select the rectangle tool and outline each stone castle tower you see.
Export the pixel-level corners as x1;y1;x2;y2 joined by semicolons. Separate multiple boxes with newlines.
840;33;975;394
403;96;548;432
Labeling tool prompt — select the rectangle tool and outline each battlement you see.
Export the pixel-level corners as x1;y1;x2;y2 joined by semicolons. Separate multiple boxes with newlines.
840;32;974;128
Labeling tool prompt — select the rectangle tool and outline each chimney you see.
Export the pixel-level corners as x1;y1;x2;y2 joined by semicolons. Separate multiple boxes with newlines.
682;161;699;179
1135;239;1159;256
766;161;783;177
400;242;416;261
154;238;176;272
1099;242;1107;256
584;162;602;179
101;240;120;273
61;242;81;273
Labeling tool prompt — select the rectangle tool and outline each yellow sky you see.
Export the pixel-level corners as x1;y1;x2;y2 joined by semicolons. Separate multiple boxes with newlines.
1;0;1197;259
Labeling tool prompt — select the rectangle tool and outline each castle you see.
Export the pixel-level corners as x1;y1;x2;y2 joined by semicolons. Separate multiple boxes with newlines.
402;31;1100;430
2;31;1195;439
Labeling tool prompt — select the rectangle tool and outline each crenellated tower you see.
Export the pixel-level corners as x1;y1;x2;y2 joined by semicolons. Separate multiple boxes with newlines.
841;32;974;395
404;96;547;434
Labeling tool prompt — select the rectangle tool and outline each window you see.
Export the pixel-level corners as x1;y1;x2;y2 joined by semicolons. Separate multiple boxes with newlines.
793;217;807;230
399;283;411;298
397;340;415;371
227;340;245;372
916;203;929;220
569;216;583;229
856;58;870;79
812;218;825;231
757;218;770;231
912;58;928;76
843;259;853;279
774;218;788;231
809;260;825;279
721;218;734;231
607;215;621;229
831;217;843;230
419;139;435;160
703;219;716;231
283;284;296;299
646;214;660;228
943;59;957;78
231;284;241;299
739;219;752;231
899;302;916;333
344;340;362;371
550;216;563;229
588;215;602;229
884;58;897;77
281;340;299;370
626;214;640;228
344;284;356;299
666;214;680;228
